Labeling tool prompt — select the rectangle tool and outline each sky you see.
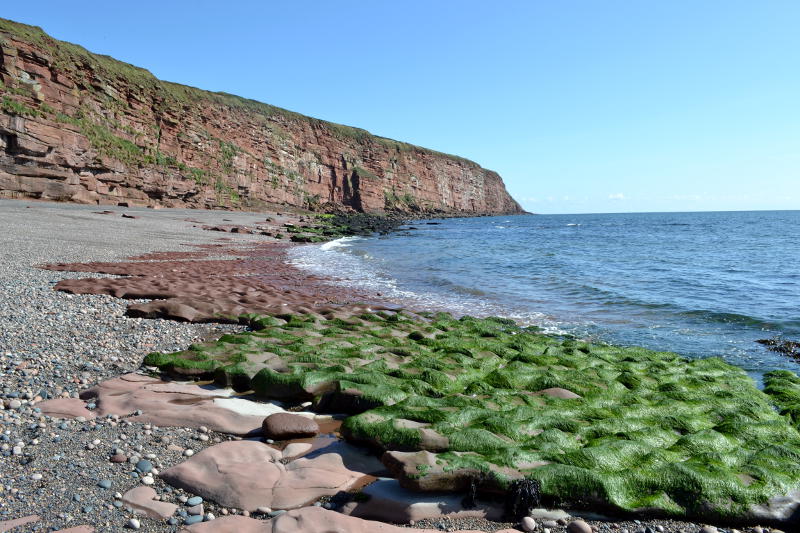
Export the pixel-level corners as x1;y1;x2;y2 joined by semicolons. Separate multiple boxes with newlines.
3;1;799;214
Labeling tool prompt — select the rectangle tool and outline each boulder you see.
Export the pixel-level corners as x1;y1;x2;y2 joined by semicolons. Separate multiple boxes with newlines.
122;486;178;519
79;373;267;435
37;398;96;419
161;440;365;511
262;413;319;440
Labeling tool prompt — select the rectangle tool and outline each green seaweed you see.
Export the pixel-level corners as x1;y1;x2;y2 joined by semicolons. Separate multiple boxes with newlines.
145;310;800;519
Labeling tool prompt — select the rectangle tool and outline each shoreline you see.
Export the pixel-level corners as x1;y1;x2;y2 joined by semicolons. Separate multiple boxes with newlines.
0;199;791;533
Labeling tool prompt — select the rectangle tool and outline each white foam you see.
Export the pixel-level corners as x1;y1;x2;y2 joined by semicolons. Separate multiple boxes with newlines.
320;236;361;251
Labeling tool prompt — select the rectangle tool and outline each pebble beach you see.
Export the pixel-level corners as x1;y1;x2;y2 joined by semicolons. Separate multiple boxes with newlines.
0;200;785;533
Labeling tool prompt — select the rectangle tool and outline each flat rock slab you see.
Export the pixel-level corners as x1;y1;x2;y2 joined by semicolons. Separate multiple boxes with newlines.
0;515;39;532
122;485;178;519
180;506;495;532
42;245;377;323
79;373;273;436
341;478;503;523
161;440;366;511
36;398;96;419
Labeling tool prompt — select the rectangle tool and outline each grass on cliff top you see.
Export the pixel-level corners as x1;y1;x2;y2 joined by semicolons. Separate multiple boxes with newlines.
0;17;477;166
143;310;800;520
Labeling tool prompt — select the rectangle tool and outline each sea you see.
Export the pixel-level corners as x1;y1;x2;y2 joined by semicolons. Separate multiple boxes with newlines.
289;210;800;379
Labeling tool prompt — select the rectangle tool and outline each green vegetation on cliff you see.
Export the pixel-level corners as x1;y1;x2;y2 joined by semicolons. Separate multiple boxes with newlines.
0;17;478;166
143;309;800;521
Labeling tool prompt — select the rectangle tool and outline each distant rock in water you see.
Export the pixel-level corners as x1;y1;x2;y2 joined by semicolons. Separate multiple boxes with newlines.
0;17;522;215
757;337;800;359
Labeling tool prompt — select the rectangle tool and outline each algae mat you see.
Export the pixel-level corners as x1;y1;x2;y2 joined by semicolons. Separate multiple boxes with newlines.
144;311;800;522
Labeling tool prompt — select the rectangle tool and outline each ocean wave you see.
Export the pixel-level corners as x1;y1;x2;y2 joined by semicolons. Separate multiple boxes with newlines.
319;235;362;251
679;309;787;330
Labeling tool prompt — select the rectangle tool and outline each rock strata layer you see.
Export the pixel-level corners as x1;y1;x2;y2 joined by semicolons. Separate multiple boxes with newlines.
0;18;522;215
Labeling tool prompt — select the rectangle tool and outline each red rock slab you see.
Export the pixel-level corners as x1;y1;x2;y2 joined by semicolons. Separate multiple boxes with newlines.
122;486;178;519
37;398;96;419
126;251;210;261
0;515;39;532
40;242;378;323
180;507;493;532
79;373;264;435
161;440;366;511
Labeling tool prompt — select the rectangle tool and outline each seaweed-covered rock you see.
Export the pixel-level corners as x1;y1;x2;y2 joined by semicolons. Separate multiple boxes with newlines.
150;311;800;525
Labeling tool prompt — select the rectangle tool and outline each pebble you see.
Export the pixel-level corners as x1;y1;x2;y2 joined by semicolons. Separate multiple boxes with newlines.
135;459;153;473
141;475;154;485
188;503;204;516
184;515;203;525
521;516;537;532
98;479;112;489
187;496;203;506
183;448;195;457
127;518;141;529
567;520;593;533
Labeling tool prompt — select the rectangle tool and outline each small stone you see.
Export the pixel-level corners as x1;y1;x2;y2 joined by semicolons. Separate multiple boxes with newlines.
521;516;537;532
256;507;272;514
183;449;194;457
127;518;141;529
98;479;112;489
184;515;203;525
135;459;153;473
186;496;203;506
699;527;718;533
544;521;559;529
567;520;592;533
8;400;21;409
141;475;154;485
31;473;43;481
110;454;127;463
205;512;215;521
187;503;204;516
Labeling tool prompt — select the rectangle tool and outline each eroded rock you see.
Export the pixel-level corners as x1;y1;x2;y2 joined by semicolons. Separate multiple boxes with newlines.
160;440;365;511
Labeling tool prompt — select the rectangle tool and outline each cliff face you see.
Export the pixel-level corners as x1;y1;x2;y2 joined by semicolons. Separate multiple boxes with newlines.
0;19;523;215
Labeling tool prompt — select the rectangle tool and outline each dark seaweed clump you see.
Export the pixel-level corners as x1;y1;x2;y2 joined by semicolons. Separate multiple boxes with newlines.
757;337;800;360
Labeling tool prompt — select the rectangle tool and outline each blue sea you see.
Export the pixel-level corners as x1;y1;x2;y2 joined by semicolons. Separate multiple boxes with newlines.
289;211;800;378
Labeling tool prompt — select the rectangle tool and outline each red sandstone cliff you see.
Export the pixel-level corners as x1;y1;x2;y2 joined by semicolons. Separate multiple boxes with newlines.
0;19;523;215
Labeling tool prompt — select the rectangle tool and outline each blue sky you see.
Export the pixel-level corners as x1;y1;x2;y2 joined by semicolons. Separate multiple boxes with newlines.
3;1;798;213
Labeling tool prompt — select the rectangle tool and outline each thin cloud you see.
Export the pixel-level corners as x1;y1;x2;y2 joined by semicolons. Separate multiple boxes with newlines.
608;193;626;200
